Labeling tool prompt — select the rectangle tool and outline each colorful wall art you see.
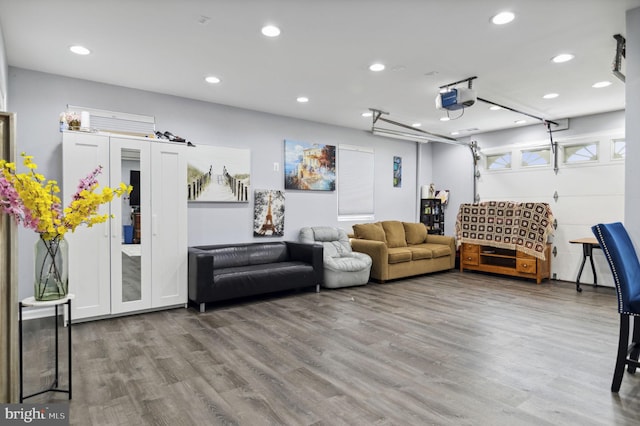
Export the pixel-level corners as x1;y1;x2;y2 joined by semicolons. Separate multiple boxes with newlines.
393;156;402;187
284;139;336;191
186;145;251;202
253;189;285;237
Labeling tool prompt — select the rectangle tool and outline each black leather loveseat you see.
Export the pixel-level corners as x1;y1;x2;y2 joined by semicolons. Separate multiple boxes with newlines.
188;241;323;312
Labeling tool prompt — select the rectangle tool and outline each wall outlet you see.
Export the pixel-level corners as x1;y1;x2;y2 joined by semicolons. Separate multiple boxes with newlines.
273;162;280;172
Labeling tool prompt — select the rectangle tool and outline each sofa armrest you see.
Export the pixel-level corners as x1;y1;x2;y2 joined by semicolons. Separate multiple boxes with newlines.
350;238;388;280
188;247;215;304
426;234;456;268
286;241;324;286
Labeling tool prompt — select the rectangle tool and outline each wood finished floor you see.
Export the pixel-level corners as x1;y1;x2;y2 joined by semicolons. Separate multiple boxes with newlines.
21;270;640;425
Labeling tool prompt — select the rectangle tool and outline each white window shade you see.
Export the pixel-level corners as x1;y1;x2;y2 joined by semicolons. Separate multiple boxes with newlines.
338;145;374;219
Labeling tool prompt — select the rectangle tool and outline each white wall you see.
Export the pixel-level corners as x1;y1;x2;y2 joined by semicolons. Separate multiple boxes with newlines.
7;67;419;300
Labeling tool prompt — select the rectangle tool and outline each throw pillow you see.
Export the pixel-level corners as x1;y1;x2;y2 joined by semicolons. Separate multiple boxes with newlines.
353;222;386;242
381;221;407;248
403;222;428;245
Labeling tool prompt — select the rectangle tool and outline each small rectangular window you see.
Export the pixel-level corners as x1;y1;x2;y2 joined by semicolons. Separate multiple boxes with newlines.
521;148;550;167
612;139;625;160
563;142;598;164
486;153;511;170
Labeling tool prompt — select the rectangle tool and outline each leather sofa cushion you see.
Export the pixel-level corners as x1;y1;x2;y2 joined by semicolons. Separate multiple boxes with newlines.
203;243;289;269
210;246;249;269
212;261;315;301
248;243;289;265
387;248;412;264
403;222;428;245
353;222;386;242
381;221;407;248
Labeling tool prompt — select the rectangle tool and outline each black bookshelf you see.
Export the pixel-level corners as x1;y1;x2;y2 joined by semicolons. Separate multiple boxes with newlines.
419;198;444;235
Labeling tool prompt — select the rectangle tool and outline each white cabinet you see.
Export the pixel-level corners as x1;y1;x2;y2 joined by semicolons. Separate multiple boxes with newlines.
63;132;187;321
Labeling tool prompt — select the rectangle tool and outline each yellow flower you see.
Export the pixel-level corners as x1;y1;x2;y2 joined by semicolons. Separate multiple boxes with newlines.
0;152;131;240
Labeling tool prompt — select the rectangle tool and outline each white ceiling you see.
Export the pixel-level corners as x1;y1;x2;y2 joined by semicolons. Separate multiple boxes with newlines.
1;0;638;139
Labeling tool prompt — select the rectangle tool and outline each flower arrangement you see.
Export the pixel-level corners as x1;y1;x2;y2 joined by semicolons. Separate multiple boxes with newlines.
1;152;131;239
0;152;131;300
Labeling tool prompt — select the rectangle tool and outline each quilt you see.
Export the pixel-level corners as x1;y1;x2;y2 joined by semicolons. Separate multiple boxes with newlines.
455;201;554;260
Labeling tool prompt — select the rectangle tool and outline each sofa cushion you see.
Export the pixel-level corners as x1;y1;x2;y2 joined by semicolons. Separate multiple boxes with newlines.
403;222;428;245
353;222;386;242
411;243;452;259
408;247;432;260
381;221;407;248
248;242;289;265
387;247;412;264
209;246;250;269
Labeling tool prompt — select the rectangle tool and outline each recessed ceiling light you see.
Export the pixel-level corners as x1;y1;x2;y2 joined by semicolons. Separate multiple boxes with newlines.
552;53;574;63
369;63;385;72
489;105;502;111
440;117;450;122
361;112;373;117
69;45;90;55
514;119;527;125
205;76;221;84
593;81;612;88
491;11;515;25
261;25;281;37
296;96;309;103
543;93;559;99
412;123;422;127
451;131;460;136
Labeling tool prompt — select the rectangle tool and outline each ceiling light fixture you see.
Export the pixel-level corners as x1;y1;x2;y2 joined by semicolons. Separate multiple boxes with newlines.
369;63;385;72
412;123;422;127
489;105;502;111
491;11;515;25
552;53;574;63
69;45;91;55
205;76;221;84
543;93;559;99
592;81;612;88
440;117;450;122
261;25;281;37
296;96;309;103
361;112;373;117
514;119;527;125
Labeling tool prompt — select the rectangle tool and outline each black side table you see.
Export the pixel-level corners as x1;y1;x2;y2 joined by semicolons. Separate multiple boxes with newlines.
19;294;74;402
569;238;601;293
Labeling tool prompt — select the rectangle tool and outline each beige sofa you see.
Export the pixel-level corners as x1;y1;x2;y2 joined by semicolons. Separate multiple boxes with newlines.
350;221;455;282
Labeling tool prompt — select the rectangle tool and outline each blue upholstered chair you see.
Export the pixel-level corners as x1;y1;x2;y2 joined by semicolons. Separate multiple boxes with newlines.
299;226;372;288
592;222;640;392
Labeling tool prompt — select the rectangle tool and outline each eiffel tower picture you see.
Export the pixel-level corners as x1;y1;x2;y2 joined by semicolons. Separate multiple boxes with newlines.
254;189;285;236
258;193;275;235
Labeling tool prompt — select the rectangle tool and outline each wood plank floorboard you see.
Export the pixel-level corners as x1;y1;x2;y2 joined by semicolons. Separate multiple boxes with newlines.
19;270;640;425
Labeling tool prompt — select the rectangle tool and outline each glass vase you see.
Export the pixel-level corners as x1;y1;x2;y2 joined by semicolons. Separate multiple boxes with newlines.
34;235;69;301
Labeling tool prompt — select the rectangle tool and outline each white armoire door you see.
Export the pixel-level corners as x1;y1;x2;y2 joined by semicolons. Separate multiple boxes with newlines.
151;143;187;308
62;132;111;320
109;137;152;314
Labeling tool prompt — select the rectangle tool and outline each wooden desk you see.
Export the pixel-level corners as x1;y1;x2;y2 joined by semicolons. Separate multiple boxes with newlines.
569;237;600;292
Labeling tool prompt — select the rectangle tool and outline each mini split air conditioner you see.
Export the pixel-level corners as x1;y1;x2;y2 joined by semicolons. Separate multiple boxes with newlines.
435;88;477;111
